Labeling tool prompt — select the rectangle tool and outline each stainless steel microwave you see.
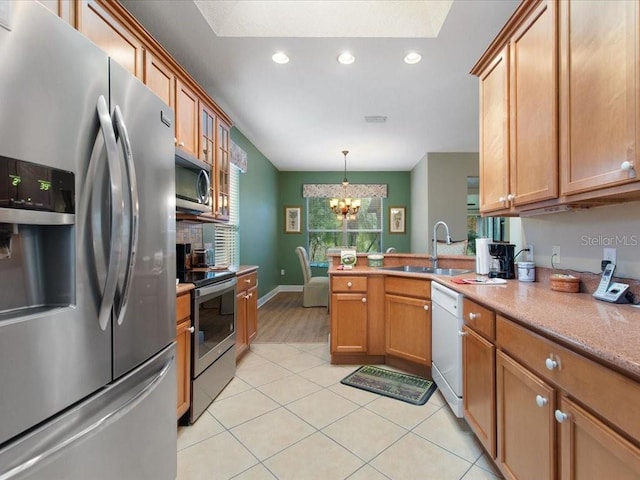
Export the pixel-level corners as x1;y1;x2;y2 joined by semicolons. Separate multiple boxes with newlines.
175;147;211;213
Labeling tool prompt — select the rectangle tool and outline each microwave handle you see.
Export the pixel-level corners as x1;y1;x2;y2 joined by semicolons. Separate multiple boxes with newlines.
197;169;211;205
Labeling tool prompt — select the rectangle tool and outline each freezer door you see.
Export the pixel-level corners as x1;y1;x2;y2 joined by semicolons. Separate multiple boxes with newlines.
0;344;177;480
109;60;176;378
0;2;111;445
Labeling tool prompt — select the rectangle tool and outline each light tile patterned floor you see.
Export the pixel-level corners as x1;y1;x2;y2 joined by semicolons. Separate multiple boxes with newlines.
177;342;503;480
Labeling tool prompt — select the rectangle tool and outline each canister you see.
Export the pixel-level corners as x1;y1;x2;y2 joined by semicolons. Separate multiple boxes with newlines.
367;254;384;267
517;261;536;282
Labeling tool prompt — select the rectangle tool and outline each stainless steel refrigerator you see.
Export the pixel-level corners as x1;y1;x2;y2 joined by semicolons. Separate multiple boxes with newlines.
0;2;177;478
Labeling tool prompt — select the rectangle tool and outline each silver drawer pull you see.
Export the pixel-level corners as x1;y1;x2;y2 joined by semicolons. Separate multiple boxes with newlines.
347;281;353;288
423;305;429;311
545;357;558;370
188;326;195;334
535;395;548;407
469;312;479;320
458;331;468;337
361;297;367;303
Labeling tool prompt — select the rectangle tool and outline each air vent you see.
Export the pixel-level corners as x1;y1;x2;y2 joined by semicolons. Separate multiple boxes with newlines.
364;115;387;123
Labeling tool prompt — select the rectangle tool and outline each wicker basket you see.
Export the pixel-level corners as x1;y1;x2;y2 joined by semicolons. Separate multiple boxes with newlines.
550;274;581;293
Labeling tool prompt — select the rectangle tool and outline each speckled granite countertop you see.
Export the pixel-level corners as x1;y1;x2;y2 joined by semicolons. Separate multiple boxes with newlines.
236;265;258;276
329;262;640;381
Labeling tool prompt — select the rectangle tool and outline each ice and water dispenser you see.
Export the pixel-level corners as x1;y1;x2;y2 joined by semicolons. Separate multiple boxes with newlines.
0;156;75;317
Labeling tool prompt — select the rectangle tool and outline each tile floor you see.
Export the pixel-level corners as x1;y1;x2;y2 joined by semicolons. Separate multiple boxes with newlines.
177;342;503;480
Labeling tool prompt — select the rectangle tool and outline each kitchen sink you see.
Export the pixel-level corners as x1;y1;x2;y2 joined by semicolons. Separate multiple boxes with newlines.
379;265;471;276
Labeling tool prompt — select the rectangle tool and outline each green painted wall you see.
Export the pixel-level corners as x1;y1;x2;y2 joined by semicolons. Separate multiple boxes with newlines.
231;130;412;293
231;128;280;298
278;171;412;285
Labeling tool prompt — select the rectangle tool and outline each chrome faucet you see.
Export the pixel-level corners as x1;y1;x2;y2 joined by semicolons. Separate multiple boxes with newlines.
432;221;451;269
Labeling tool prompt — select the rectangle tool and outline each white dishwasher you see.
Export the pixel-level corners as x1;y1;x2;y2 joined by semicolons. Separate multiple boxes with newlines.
431;282;464;417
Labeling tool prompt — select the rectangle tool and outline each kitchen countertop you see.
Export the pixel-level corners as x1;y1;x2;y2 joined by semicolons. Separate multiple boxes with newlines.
236;265;259;276
329;262;640;381
176;283;194;295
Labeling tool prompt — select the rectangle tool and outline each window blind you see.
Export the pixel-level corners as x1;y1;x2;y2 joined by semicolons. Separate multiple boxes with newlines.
214;164;240;267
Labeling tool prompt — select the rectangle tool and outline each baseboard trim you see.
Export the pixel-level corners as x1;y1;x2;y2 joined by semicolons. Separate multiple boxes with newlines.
257;285;303;308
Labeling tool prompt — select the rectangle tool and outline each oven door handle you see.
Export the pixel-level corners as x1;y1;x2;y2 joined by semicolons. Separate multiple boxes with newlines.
195;277;237;297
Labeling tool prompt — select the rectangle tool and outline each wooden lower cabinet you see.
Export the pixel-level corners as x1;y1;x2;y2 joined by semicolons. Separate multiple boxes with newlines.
557;396;640;480
462;325;496;458
384;293;430;365
496;350;555;480
176;290;192;419
330;292;368;353
236;270;258;359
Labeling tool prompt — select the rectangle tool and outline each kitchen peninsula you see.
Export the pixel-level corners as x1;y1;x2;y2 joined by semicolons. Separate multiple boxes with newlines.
329;252;640;479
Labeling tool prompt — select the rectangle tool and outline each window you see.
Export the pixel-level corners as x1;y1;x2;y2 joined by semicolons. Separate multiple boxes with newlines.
207;165;240;267
306;197;383;263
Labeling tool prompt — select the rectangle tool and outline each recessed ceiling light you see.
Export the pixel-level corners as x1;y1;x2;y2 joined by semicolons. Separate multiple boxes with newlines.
404;52;422;64
272;52;290;64
337;52;355;65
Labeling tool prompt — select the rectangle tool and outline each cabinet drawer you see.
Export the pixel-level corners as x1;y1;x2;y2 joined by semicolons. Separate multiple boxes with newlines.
176;292;190;323
385;276;430;299
238;271;258;293
463;298;496;340
496;315;640;442
333;276;367;293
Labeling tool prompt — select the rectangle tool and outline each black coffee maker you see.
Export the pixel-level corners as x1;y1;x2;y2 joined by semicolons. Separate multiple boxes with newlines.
488;243;516;279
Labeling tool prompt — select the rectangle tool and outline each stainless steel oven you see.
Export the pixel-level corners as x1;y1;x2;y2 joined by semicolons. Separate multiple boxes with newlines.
189;274;237;423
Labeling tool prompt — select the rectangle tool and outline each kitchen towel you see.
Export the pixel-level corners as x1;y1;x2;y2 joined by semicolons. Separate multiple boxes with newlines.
475;238;491;275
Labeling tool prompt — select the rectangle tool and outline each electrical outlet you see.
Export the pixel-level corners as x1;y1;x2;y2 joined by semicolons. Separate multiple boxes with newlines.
527;244;534;262
280;269;285;276
603;247;616;265
552;245;561;264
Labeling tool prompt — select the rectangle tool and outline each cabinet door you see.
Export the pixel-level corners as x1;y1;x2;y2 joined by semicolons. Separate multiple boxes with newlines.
175;79;199;157
176;318;191;419
247;285;258;344
559;0;639;195
463;326;496;458
236;290;248;359
39;0;75;25
200;103;216;165
216;117;231;221
509;0;558;207
79;0;143;79
557;396;640;480
497;351;556;480
384;294;430;365
479;47;510;213
330;293;367;353
144;51;175;109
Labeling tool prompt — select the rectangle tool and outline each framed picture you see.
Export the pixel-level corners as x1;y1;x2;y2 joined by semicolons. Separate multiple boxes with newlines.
285;206;302;233
389;206;406;233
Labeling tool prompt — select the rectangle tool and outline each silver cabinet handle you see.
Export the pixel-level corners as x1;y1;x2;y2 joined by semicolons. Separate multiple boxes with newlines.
499;196;506;203
245;279;251;283
535;395;548;407
423;305;430;311
555;409;568;423
244;294;250;300
188;326;195;334
458;331;468;336
545;357;558;370
507;193;515;201
621;160;635;177
347;282;353;288
469;312;479;320
361;297;367;303
178;141;185;147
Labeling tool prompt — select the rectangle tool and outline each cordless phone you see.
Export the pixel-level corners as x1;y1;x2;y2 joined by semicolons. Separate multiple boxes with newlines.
593;263;631;303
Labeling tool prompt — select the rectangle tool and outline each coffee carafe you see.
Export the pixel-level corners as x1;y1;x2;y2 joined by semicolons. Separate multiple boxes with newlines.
488;243;516;279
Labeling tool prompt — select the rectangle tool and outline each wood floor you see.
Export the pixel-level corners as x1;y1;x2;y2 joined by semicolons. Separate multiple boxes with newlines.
254;292;329;343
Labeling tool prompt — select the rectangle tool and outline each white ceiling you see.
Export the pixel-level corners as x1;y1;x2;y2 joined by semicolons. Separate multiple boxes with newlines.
119;0;519;172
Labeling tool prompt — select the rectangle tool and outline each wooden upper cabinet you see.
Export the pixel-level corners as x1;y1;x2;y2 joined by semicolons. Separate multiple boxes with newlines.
200;104;216;165
559;0;639;195
144;51;175;109
479;47;510;214
38;0;75;25
78;0;143;79
175;79;200;157
216;117;231;221
509;0;558;207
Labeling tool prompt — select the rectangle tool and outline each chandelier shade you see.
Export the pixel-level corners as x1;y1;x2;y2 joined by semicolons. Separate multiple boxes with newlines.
329;150;361;219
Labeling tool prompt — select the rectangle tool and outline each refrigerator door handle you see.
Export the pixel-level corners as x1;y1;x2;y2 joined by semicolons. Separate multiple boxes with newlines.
93;95;125;331
0;351;174;480
112;105;139;326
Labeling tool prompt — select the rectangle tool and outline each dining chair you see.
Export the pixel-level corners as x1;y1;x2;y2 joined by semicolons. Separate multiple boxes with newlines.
295;246;329;307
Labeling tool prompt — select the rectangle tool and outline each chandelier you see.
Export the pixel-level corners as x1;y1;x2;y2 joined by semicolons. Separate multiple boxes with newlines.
329;150;361;219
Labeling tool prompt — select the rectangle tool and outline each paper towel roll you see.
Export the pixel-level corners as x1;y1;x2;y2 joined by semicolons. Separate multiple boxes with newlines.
475;238;491;275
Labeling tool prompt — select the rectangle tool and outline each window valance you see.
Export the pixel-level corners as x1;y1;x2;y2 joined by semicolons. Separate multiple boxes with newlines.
302;184;387;198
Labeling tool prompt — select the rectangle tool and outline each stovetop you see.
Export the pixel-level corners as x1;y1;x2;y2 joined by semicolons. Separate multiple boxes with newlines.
178;269;236;288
